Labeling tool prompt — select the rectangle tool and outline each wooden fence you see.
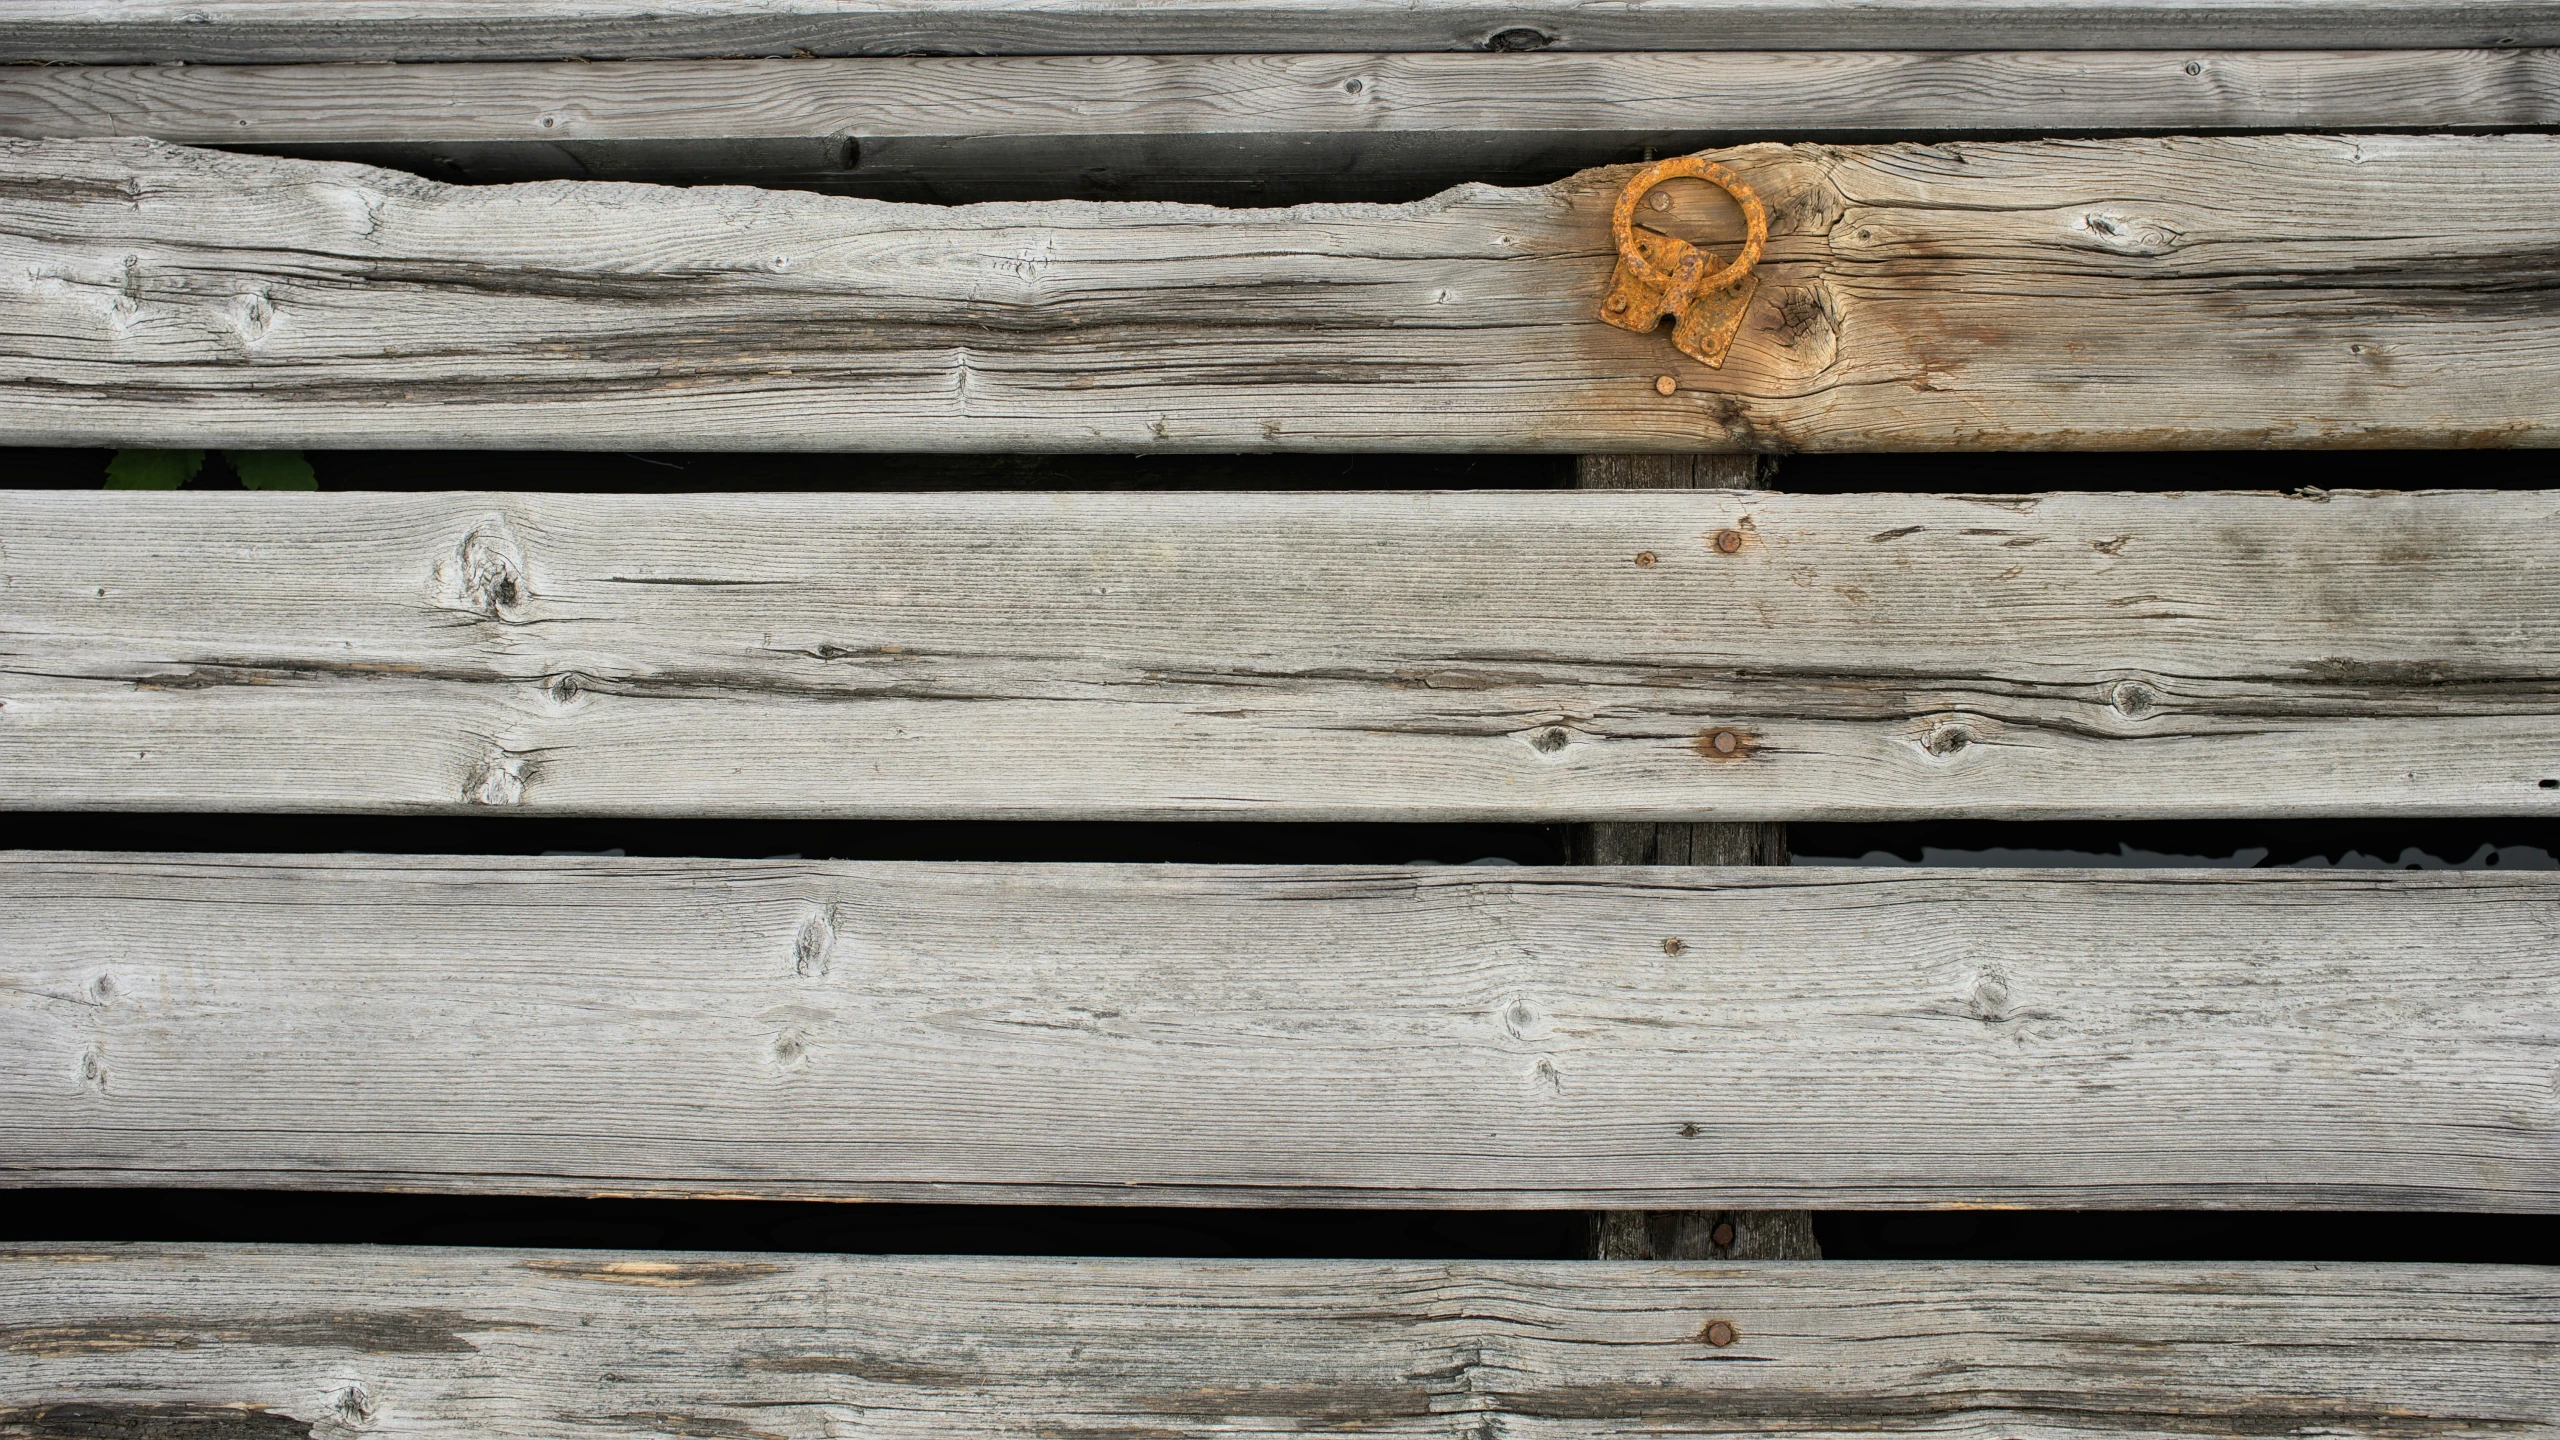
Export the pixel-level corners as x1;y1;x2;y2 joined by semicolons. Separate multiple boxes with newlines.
1;6;2554;1436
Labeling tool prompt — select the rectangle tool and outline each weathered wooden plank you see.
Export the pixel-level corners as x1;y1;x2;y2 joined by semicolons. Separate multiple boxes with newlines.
5;1246;2554;1438
8;51;2554;200
9;1;2560;61
4;135;2557;451
4;854;2552;1208
7;489;2558;822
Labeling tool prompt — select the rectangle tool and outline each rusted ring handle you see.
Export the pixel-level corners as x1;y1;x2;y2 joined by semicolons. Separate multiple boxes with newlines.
1612;156;1766;295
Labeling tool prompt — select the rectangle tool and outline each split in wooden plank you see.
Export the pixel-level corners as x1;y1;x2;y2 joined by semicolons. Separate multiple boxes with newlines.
9;1;2560;62
6;1245;2554;1438
7;51;2556;200
6;488;2558;822
4;853;2553;1210
7;134;2556;451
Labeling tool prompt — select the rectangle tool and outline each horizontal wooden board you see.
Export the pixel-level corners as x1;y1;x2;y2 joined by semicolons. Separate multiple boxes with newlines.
4;854;2553;1209
6;489;2558;821
3;135;2558;450
9;51;2556;200
6;1246;2555;1439
9;1;2560;61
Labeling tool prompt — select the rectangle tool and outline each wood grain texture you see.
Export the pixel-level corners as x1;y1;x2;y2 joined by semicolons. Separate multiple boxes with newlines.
8;51;2554;200
4;854;2553;1209
7;488;2558;822
9;1;2560;61
4;135;2559;451
6;1246;2554;1438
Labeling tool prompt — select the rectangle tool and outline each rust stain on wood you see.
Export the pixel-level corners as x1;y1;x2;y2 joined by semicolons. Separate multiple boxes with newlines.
1694;728;1759;761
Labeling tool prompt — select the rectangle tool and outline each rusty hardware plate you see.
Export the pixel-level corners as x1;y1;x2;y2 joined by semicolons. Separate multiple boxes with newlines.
1598;156;1768;367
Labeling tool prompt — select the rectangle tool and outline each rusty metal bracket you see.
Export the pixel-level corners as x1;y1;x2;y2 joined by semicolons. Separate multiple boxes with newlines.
1598;156;1768;368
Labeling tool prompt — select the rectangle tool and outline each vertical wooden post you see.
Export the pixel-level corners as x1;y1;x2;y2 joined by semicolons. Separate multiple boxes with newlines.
1574;452;1822;1262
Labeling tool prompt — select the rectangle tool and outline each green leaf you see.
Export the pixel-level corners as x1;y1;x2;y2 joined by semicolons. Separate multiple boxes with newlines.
103;449;205;490
226;449;318;491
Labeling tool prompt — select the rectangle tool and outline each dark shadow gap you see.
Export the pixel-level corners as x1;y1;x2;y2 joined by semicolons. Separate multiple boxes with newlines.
0;448;1572;492
14;815;2557;867
11;814;1570;866
0;1191;2543;1263
217;126;2560;208
5;448;2553;493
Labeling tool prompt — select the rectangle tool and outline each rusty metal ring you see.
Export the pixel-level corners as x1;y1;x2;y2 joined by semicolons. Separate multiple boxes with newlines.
1611;156;1766;294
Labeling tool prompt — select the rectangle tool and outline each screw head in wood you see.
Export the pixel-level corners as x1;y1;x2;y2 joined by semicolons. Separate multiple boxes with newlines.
1713;529;1744;553
1708;729;1739;755
1711;1222;1736;1248
1702;1319;1738;1347
1655;374;1679;396
1662;937;1686;955
1634;551;1657;567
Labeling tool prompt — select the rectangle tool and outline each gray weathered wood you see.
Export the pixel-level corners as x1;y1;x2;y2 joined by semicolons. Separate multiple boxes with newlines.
8;51;2554;200
8;2;2560;61
1576;452;1818;1263
3;853;2552;1209
7;488;2558;822
4;135;2558;451
5;1245;2554;1437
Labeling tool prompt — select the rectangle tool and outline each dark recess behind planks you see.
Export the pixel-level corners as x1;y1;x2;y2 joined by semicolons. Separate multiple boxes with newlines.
0;1190;2544;1264
5;447;2554;493
5;441;2551;1265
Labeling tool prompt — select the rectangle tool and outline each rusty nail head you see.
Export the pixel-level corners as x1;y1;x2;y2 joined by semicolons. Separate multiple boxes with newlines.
1709;730;1740;755
1703;1320;1738;1347
1634;551;1657;567
1662;937;1686;955
1713;528;1744;553
1655;374;1679;396
1710;1222;1736;1248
